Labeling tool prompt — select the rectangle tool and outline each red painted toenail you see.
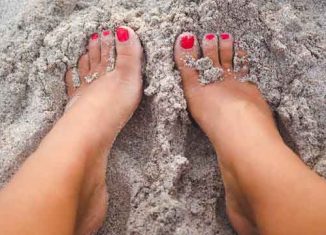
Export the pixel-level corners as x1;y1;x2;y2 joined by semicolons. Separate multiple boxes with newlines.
180;35;195;49
116;27;129;42
102;30;110;36
205;34;215;41
221;33;230;40
91;33;99;40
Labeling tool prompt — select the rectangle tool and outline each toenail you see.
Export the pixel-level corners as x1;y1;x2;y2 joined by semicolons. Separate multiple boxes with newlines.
91;33;99;40
205;34;215;41
116;27;129;42
221;33;230;40
180;35;195;49
102;30;110;36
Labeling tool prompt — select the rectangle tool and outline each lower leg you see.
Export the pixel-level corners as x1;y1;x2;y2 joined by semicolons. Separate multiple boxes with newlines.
213;104;326;235
0;26;143;235
174;32;326;235
0;136;100;235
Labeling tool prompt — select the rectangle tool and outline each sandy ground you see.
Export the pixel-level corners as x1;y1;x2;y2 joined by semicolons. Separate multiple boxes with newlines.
0;0;26;23
0;0;325;234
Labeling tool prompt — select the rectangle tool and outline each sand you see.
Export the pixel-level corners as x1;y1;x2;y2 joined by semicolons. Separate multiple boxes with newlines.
0;0;325;234
186;56;225;85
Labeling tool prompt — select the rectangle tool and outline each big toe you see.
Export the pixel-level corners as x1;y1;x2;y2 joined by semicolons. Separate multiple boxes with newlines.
174;32;200;92
115;26;143;79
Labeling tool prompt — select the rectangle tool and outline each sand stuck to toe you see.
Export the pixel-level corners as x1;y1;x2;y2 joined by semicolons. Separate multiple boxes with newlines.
0;0;325;234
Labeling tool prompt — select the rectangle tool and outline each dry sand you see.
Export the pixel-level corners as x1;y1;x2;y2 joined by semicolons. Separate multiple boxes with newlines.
0;0;325;234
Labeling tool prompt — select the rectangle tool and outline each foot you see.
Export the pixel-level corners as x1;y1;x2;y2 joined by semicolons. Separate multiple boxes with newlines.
174;32;278;234
64;26;143;235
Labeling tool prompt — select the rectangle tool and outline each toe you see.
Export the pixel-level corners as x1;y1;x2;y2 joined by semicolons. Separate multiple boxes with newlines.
78;54;90;85
88;33;101;71
100;30;114;70
202;33;221;68
65;69;76;98
115;26;143;78
174;32;200;91
236;49;250;78
65;53;90;98
219;33;234;70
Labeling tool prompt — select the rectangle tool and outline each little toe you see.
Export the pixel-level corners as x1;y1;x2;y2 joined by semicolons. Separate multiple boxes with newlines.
115;26;143;79
88;33;101;71
202;33;221;68
100;30;114;70
174;32;200;91
64;52;91;98
219;33;234;70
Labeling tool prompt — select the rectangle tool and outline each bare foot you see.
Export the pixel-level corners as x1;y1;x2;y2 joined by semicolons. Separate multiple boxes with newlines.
174;32;278;234
64;26;143;235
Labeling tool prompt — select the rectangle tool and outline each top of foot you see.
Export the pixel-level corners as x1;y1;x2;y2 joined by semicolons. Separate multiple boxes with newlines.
64;26;143;235
174;32;275;235
174;32;272;139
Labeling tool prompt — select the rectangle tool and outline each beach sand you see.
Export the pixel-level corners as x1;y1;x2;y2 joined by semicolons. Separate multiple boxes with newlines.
0;0;325;234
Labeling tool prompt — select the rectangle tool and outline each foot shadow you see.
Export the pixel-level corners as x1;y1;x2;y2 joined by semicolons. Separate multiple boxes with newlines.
97;96;154;235
274;112;299;155
181;122;235;234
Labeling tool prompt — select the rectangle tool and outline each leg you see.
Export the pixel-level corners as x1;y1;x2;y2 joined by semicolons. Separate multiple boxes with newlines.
174;32;326;235
0;26;143;235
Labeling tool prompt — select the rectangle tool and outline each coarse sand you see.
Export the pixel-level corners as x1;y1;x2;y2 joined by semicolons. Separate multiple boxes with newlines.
0;0;325;234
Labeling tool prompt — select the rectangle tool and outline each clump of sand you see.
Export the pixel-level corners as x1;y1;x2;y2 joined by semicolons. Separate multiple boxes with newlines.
185;56;224;85
0;0;325;234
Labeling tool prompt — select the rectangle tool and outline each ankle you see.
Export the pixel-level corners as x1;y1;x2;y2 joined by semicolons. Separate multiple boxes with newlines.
211;100;279;143
221;159;259;234
227;205;259;235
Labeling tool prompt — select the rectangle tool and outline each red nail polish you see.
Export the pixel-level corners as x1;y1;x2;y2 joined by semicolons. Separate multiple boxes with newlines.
116;27;129;42
205;34;215;41
180;35;195;49
102;30;110;36
91;33;99;40
221;33;230;40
